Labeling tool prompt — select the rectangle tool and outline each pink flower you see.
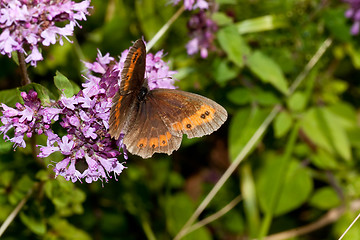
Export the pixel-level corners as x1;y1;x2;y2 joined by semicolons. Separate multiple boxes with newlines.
0;0;91;66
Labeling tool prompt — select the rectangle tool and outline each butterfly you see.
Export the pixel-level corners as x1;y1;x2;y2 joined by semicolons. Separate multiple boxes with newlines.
108;39;228;158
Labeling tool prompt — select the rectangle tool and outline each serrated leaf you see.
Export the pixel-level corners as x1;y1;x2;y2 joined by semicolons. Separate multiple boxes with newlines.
217;25;250;67
247;51;288;94
54;71;74;98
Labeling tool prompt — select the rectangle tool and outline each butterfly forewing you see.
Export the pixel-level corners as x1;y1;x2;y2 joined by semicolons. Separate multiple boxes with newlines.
109;39;146;140
108;93;137;140
119;39;146;95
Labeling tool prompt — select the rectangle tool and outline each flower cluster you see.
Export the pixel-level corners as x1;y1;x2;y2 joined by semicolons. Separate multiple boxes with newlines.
0;90;61;149
344;0;360;35
186;11;218;58
0;0;91;66
0;42;177;184
171;0;209;10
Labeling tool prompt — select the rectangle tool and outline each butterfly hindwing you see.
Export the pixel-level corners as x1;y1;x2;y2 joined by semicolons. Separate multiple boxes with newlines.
149;89;228;139
123;97;182;158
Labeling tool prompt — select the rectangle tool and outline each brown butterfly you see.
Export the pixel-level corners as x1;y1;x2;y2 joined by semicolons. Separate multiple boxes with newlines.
109;39;227;158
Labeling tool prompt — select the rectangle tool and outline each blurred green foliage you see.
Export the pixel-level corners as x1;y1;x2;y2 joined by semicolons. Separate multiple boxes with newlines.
1;0;360;239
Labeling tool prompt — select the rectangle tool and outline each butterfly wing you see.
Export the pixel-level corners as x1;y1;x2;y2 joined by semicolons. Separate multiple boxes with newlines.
108;93;137;140
123;96;182;158
151;89;228;139
119;39;146;94
123;89;227;158
109;39;146;139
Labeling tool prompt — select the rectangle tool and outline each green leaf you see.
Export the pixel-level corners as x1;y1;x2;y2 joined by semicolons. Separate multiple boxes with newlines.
0;88;22;106
246;51;288;94
323;8;351;42
254;88;280;106
54;71;74;98
135;0;171;46
9;175;34;205
311;149;339;170
48;217;91;240
212;12;234;26
227;88;251;105
236;15;288;34
258;159;313;216
217;25;250;67
328;102;357;129
20;212;46;235
241;164;260;237
216;0;236;4
166;193;211;240
71;80;81;95
221;211;245;233
345;43;360;69
309;187;341;210
301;107;352;161
0;137;13;153
213;59;239;85
19;83;55;105
274;111;293;138
229;107;271;161
287;91;307;112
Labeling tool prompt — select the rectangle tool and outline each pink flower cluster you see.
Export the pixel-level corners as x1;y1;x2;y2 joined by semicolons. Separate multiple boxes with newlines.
0;0;91;66
0;42;177;184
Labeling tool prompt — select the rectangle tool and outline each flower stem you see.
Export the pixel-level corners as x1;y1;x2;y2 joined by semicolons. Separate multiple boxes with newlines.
146;5;185;52
17;51;31;86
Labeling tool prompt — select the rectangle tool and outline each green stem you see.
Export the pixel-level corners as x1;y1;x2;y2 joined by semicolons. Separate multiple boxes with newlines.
258;122;300;239
0;187;33;237
141;215;156;240
146;5;185;52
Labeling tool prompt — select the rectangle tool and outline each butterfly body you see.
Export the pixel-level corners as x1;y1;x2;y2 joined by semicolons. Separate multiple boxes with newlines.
109;39;227;158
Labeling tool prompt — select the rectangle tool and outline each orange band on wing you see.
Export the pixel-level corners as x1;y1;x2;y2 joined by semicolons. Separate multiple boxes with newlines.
149;137;159;149
122;48;143;92
137;138;147;148
113;95;123;128
159;131;172;146
171;105;216;131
